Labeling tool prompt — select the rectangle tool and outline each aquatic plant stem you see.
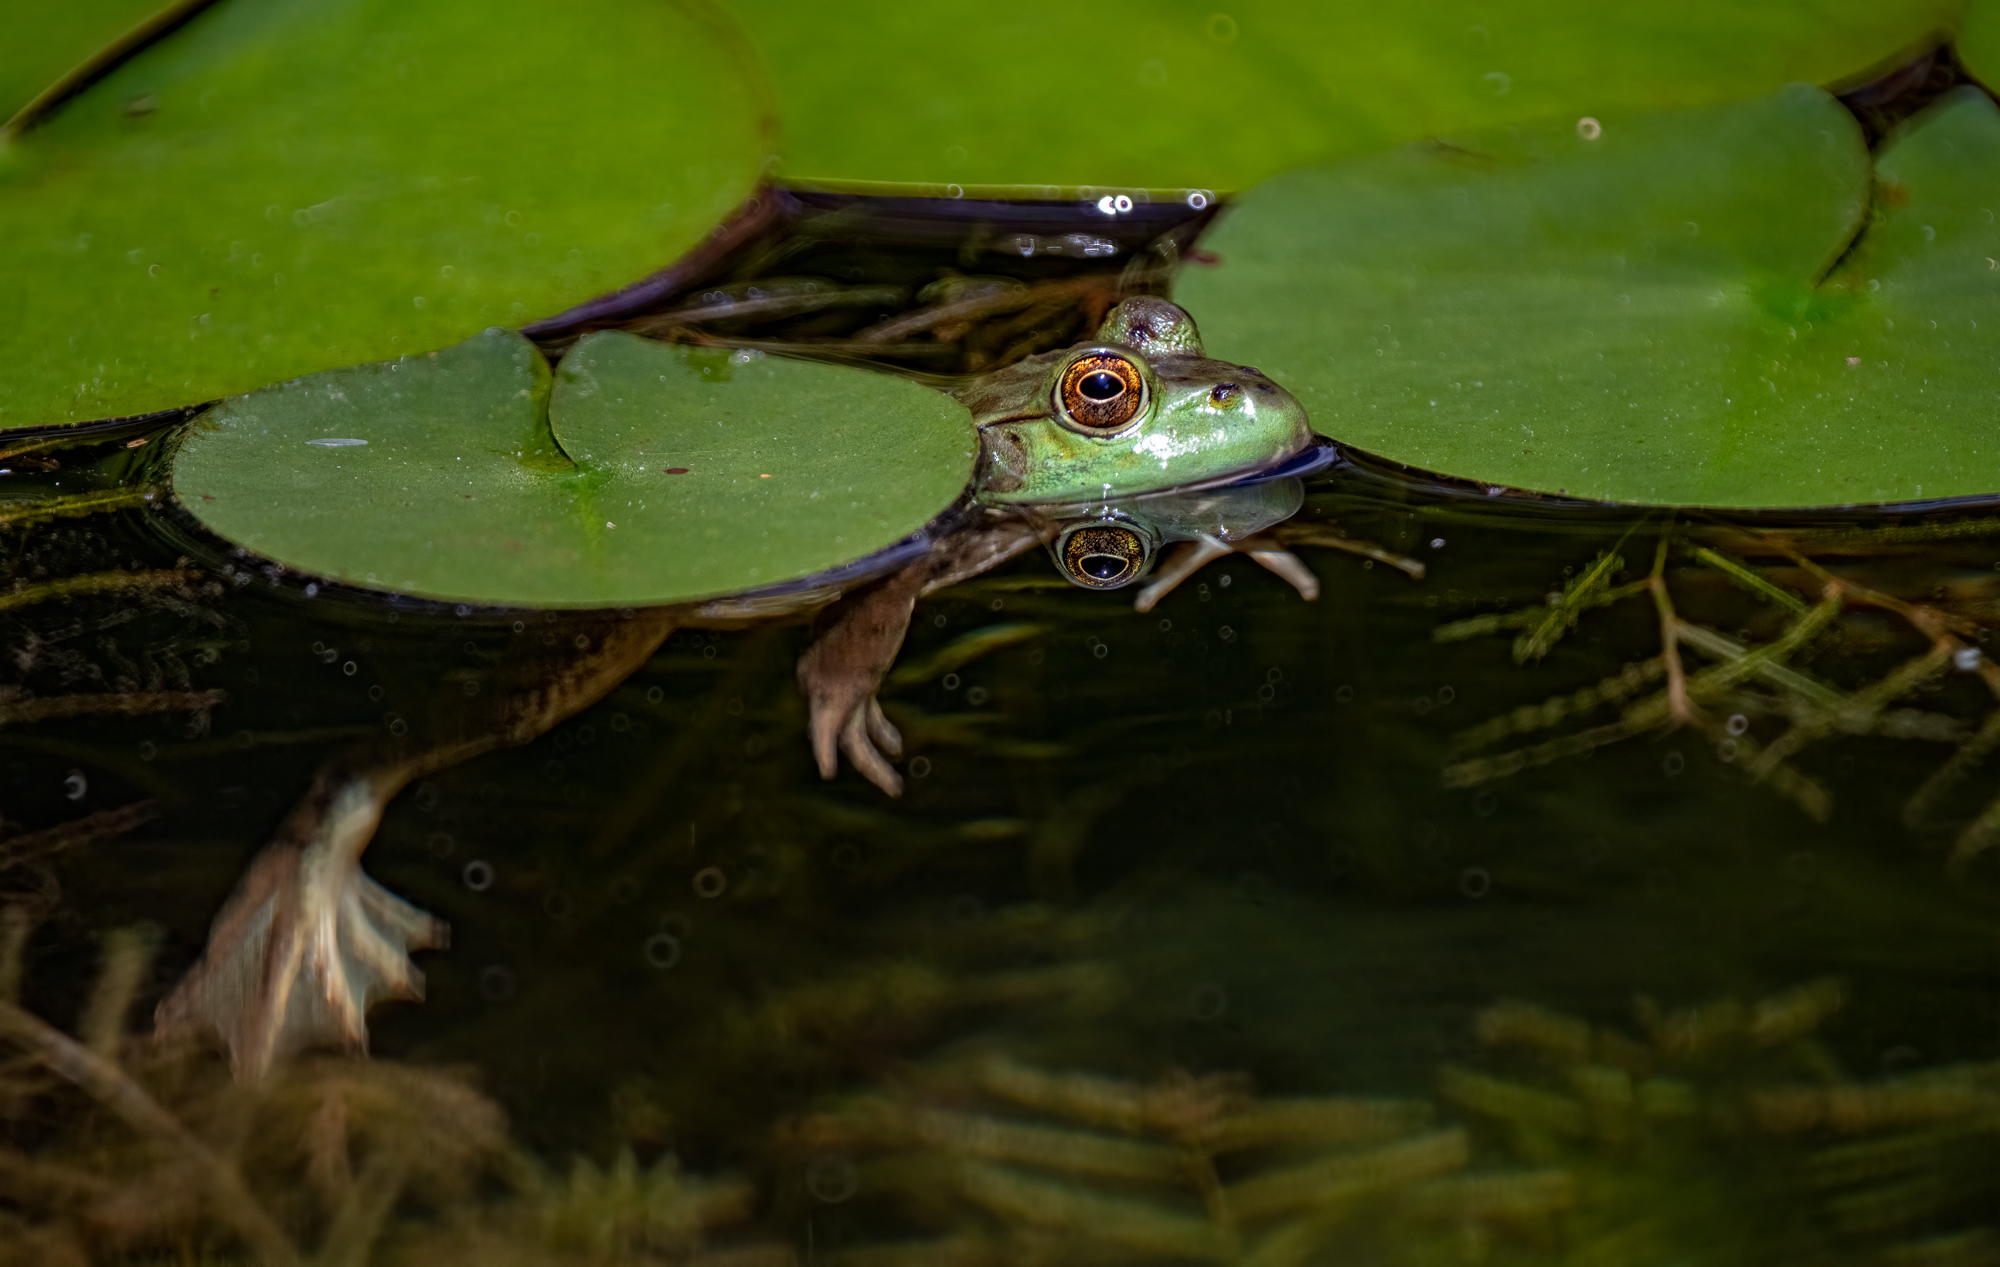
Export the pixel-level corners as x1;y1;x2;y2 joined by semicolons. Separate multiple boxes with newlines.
0;1001;301;1266
0;488;155;529
0;567;204;614
1648;538;1693;725
857;277;1126;344
1276;526;1425;578
0;800;160;870
0;688;226;729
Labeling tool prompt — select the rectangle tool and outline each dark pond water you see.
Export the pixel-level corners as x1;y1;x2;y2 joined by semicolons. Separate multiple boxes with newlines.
2;429;1997;1263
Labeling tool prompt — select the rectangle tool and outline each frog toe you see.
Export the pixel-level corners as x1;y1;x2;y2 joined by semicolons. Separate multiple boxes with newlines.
839;704;905;797
864;698;903;759
1244;538;1321;601
1133;533;1320;611
156;822;447;1081
1133;539;1231;612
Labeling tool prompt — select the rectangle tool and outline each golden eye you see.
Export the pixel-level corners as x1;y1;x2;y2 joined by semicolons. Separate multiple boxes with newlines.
1058;524;1149;588
1058;354;1145;432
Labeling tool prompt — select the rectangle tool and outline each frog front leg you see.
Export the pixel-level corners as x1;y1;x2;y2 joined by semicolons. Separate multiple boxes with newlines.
157;611;676;1080
798;520;1039;795
1132;531;1322;612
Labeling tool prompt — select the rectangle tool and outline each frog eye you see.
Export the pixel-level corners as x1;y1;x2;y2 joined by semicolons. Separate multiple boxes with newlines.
1054;520;1155;589
1057;353;1146;433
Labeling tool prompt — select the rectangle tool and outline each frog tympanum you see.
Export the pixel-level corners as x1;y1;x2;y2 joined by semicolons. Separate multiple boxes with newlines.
157;297;1334;1078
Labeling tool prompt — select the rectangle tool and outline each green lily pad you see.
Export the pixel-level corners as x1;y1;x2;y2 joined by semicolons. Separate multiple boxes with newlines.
1957;0;2000;89
1;0;166;121
170;329;978;606
1183;85;2000;507
1;0;768;429
723;0;1951;190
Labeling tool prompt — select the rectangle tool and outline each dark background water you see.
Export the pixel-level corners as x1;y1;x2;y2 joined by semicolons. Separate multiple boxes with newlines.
4;449;1997;1261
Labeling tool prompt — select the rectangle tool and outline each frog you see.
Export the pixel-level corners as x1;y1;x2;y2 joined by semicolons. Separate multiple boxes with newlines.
154;296;1336;1079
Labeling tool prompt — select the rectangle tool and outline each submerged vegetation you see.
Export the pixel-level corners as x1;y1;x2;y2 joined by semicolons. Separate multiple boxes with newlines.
1437;517;2000;868
0;871;1994;1264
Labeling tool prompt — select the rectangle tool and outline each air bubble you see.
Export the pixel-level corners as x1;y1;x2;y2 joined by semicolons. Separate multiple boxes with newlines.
1576;116;1602;140
1725;714;1749;736
462;860;495;891
1459;867;1492;899
643;933;681;969
807;1156;859;1203
1190;982;1229;1020
693;866;727;898
62;770;87;801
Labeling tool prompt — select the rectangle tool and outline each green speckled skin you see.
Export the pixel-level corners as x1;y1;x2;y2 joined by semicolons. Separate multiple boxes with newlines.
954;297;1314;506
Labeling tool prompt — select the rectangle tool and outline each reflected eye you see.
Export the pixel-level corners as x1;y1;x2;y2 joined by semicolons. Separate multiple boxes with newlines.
1056;523;1152;589
1058;354;1145;431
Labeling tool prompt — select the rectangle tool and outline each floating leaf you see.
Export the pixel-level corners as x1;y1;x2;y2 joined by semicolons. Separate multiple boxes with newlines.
1957;0;2000;88
171;329;978;606
0;0;768;428
1;0;166;121
722;0;1950;190
1184;85;2000;507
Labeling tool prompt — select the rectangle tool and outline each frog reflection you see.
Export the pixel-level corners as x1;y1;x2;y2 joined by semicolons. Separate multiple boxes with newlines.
158;297;1333;1078
1030;471;1321;609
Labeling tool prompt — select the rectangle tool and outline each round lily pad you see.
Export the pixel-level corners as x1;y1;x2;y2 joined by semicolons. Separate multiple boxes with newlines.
1182;84;2000;507
0;0;768;429
170;329;978;606
724;0;1950;190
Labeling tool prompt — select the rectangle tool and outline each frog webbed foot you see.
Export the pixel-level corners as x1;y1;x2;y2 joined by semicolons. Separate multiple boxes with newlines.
1133;531;1321;613
155;770;447;1081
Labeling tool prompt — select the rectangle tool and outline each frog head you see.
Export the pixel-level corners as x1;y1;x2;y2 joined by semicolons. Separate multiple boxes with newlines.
954;296;1316;506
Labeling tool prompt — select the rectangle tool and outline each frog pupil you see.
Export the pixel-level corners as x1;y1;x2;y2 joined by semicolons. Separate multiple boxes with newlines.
1080;553;1129;581
1079;371;1124;400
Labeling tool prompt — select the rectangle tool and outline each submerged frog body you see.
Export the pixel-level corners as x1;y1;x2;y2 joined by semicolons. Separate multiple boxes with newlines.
156;297;1332;1078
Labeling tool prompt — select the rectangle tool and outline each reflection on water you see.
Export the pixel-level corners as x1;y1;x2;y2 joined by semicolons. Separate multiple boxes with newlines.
0;440;1996;1264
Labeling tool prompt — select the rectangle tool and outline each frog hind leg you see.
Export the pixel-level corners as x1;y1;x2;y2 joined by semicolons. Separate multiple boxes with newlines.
1132;532;1320;613
157;611;677;1081
154;762;445;1078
